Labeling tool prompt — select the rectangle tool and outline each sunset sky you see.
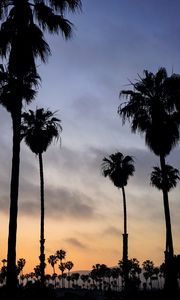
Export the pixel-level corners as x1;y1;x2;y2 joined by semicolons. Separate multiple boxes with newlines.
1;0;180;275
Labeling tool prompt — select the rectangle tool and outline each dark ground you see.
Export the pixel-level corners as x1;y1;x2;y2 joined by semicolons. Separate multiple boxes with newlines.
0;286;180;300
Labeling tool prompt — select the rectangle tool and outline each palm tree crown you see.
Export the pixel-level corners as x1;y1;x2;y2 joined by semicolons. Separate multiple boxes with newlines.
0;65;40;113
21;108;62;154
102;152;135;188
118;68;180;157
151;165;180;192
56;249;66;262
0;0;82;75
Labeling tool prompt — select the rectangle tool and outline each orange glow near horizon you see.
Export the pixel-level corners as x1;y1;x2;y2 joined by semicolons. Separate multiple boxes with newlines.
1;206;180;275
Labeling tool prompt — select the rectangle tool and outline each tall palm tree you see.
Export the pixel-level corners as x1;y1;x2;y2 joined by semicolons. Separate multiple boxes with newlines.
150;164;180;288
118;67;180;290
102;152;135;288
0;0;81;290
0;65;40;290
21;108;62;286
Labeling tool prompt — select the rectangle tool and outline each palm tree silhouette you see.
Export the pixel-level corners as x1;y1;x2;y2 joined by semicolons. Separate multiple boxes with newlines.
58;262;66;288
118;68;180;291
0;64;39;290
17;258;26;285
21;108;62;286
56;249;66;263
48;255;58;275
0;0;81;290
17;258;26;275
1;259;7;267
102;152;135;289
150;164;180;192
65;261;74;288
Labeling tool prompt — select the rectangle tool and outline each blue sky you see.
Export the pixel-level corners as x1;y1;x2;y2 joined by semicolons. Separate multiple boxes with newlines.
1;0;180;273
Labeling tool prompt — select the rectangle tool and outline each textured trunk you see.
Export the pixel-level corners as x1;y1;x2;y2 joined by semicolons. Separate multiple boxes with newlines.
121;186;128;289
159;154;177;291
160;155;173;255
39;152;45;287
7;103;22;291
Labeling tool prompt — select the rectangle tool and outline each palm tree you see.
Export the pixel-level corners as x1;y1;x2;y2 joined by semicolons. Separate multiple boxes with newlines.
150;164;180;288
58;262;66;288
118;68;180;290
65;261;74;288
102;152;135;288
56;249;66;263
48;255;58;274
0;0;81;290
1;259;7;267
142;260;154;289
17;258;26;285
21;108;62;286
34;265;41;281
0;65;40;291
150;164;180;192
17;258;26;275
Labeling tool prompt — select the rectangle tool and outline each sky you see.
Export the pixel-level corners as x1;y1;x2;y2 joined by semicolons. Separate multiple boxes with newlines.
1;0;180;274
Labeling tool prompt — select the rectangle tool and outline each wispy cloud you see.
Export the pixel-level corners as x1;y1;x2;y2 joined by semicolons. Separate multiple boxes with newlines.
18;185;95;220
65;238;88;249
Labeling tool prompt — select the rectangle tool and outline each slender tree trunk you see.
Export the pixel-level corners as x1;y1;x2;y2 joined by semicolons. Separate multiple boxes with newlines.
160;155;173;254
38;152;45;287
61;271;64;288
121;186;128;289
7;103;22;291
159;154;177;291
68;271;70;288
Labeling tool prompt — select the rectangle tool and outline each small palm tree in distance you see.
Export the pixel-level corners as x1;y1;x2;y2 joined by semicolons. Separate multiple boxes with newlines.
65;261;74;288
48;255;58;275
56;249;66;263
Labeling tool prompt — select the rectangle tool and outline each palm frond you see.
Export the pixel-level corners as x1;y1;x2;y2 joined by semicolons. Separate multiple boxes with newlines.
48;0;82;13
34;2;73;38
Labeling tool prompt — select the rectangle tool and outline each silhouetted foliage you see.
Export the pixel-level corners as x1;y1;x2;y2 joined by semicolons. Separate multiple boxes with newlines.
0;0;81;291
150;164;180;192
118;67;180;291
47;255;58;275
22;108;62;287
102;152;135;289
